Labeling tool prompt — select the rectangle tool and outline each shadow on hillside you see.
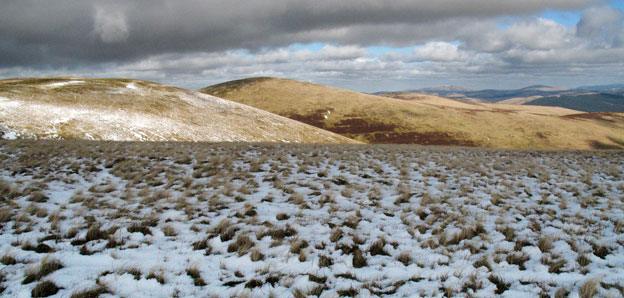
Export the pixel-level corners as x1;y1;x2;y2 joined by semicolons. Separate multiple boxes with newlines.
590;138;624;149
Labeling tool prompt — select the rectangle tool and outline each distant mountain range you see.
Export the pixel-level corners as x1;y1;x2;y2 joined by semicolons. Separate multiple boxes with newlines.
375;84;624;112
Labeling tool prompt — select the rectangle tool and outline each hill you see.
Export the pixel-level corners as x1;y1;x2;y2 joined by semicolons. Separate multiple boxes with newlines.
388;85;570;103
200;77;624;149
388;84;624;112
514;93;624;113
0;78;356;143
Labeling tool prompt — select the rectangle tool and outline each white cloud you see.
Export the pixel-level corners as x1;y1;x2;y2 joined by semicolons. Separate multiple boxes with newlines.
506;18;572;50
93;7;129;43
413;42;468;62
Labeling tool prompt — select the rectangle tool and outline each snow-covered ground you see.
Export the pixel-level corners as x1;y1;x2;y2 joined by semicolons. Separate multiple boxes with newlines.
0;141;622;297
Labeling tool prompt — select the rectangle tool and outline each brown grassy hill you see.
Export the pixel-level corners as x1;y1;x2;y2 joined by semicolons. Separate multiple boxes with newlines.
0;78;356;143
200;77;624;149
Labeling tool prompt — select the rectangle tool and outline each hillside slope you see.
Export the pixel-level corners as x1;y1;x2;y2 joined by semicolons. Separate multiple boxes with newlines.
518;93;624;113
0;78;356;143
201;77;624;149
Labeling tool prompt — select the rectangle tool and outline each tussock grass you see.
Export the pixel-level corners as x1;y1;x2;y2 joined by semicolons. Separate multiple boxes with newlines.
579;277;599;298
250;248;264;262
120;267;141;280
147;271;166;284
70;285;110;298
369;238;389;256
290;238;309;255
227;235;255;256
537;237;553;253
488;274;510;295
27;192;49;203
0;253;17;265
161;225;177;237
31;280;61;297
352;249;367;268
85;224;108;242
186;267;206;286
397;251;412;266
23;256;63;284
0;140;622;296
0;207;13;223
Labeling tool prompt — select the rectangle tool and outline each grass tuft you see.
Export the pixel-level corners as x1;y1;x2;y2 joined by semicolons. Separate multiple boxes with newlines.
227;235;255;256
186;267;206;286
579;278;599;298
488;274;509;295
70;285;110;298
31;280;61;297
397;251;412;266
369;238;389;256
162;225;177;237
352;249;367;268
23;256;64;284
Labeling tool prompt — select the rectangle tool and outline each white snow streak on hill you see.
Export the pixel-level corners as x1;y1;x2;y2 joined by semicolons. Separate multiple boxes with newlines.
46;81;85;88
0;79;354;143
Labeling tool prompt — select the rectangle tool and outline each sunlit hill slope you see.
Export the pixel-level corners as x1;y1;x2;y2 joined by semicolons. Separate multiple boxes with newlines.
201;77;624;149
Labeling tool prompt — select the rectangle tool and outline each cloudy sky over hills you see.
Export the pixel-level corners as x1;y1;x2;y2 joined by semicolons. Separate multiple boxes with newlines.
1;0;623;92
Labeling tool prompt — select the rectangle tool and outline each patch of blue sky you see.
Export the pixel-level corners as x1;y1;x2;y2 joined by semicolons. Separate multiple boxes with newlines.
232;49;254;58
288;43;430;58
495;9;583;29
366;45;420;56
540;9;581;27
290;42;326;52
608;0;624;11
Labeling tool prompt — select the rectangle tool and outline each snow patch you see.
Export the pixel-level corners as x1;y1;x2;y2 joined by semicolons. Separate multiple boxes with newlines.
0;98;21;108
46;80;85;88
0;129;18;139
126;82;138;90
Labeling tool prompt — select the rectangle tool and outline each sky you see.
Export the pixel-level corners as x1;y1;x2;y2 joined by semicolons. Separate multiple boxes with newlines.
1;0;623;92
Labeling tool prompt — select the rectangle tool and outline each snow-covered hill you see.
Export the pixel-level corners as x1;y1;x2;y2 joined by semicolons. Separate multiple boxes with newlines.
0;78;356;143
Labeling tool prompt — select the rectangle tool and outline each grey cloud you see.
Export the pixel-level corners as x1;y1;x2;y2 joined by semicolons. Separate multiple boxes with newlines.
1;0;622;92
576;5;624;47
0;0;600;67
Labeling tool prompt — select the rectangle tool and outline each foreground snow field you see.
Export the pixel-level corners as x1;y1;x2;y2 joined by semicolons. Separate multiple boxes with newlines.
0;140;622;297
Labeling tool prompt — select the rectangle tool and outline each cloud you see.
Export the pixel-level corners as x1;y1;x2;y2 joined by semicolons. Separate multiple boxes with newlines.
0;0;621;91
93;6;130;43
507;18;572;50
0;0;601;67
576;5;624;47
414;42;468;62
